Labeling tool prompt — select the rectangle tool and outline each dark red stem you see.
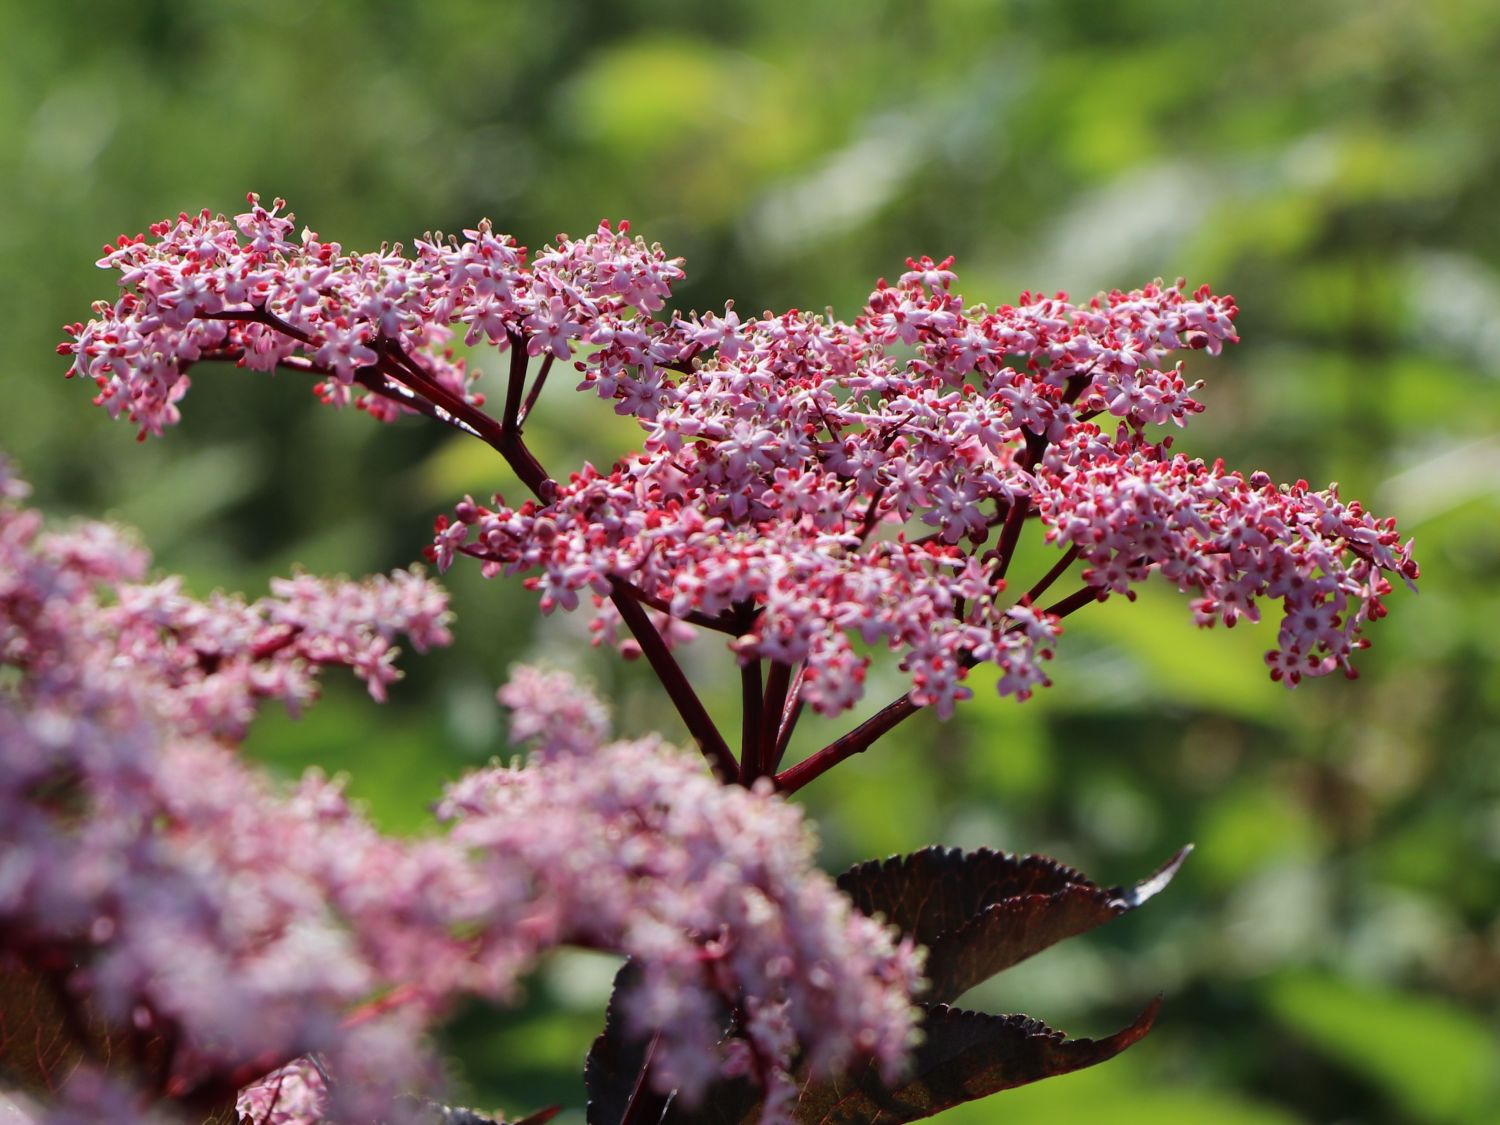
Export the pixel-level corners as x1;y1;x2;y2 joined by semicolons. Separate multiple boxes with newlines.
610;579;738;783
990;429;1048;581
757;660;792;779
519;353;555;424
740;659;765;781
611;578;743;634
770;667;805;772
501;331;529;433
1020;543;1081;607
778;578;1107;794
1043;583;1107;619
774;694;920;794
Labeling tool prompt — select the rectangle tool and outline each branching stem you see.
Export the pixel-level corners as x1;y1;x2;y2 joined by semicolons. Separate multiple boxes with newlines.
775;695;919;793
610;580;738;783
1019;544;1081;608
741;659;765;781
519;353;555;424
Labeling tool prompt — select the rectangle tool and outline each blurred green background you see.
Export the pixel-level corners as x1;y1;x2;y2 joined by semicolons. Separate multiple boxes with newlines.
4;0;1498;1121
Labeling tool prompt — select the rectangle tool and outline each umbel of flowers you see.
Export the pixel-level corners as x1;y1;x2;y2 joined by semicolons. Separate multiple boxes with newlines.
63;196;1417;792
4;195;1419;1122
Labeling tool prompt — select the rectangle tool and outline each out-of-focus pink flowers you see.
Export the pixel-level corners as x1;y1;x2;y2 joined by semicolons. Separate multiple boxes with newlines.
450;670;924;1111
0;457;920;1123
0;453;462;1120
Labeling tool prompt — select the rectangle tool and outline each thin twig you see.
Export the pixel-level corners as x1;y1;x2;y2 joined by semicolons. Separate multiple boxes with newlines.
758;661;792;779
380;343;555;499
769;665;806;772
519;353;555;424
990;429;1048;581
610;580;738;784
740;659;765;782
777;579;1107;794
774;695;920;794
1018;544;1081;607
1041;583;1106;619
611;577;741;634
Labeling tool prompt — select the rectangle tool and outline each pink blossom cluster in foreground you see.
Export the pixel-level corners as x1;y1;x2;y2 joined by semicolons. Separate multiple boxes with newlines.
60;198;1417;727
0;458;920;1124
449;666;922;1108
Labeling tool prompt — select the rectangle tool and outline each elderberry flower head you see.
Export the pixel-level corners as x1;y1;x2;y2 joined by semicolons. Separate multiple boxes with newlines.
61;198;1417;735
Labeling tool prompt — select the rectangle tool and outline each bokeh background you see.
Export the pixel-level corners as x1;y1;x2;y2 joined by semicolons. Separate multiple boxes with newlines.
4;1;1498;1121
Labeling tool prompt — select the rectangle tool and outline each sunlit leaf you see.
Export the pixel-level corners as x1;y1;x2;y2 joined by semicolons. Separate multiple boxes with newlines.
928;1057;1303;1125
838;846;1189;1003
786;999;1160;1125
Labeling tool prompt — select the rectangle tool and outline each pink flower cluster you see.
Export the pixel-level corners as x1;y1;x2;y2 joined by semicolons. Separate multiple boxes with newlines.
0;454;465;1119
60;197;1418;750
0;459;919;1123
61;196;681;439
1035;431;1419;684
422;265;1248;718
434;253;1416;711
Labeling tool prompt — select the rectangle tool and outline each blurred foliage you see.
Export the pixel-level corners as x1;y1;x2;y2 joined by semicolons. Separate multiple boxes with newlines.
4;0;1498;1121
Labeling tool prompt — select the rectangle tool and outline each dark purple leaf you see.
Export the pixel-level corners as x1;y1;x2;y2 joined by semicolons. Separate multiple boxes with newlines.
839;846;1190;1003
661;1000;1160;1125
785;998;1161;1124
632;848;1186;1123
585;962;672;1125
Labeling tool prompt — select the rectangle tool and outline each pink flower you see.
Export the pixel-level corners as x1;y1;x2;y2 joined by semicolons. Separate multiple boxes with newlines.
236;1059;329;1125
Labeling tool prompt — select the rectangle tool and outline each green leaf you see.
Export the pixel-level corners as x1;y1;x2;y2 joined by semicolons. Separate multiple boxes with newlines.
1264;971;1500;1123
927;1059;1304;1125
838;846;1190;1004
